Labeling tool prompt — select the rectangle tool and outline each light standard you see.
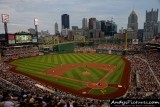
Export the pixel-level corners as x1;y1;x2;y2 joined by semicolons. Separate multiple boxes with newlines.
1;14;9;45
34;18;39;46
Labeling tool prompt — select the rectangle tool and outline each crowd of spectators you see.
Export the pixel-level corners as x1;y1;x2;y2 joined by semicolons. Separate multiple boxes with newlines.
145;51;160;82
125;51;160;99
97;44;142;51
97;44;125;50
2;46;39;61
74;46;96;53
74;44;142;55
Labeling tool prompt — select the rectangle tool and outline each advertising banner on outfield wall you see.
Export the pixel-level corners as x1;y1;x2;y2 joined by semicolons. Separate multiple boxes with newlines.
8;34;15;44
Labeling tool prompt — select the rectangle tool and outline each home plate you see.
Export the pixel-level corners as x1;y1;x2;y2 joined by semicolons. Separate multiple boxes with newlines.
82;92;87;94
118;85;122;88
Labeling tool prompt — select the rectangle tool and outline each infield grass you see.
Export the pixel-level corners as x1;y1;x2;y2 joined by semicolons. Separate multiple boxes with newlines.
63;67;109;82
89;87;118;95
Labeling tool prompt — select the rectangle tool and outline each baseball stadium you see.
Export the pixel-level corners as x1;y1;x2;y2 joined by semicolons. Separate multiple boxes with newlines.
0;31;160;106
3;41;131;99
0;7;160;106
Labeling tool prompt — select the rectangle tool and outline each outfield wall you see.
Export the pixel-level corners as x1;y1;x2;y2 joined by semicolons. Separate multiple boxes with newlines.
55;43;74;53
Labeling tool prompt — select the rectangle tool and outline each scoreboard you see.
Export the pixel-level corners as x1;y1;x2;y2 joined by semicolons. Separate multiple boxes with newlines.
0;31;38;46
15;35;32;43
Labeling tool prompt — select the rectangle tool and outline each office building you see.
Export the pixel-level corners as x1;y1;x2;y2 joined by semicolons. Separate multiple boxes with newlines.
158;21;160;33
89;18;96;29
54;22;59;35
100;20;106;35
105;20;117;36
143;8;159;42
96;20;101;30
128;10;138;32
127;10;138;40
61;14;70;29
82;18;88;29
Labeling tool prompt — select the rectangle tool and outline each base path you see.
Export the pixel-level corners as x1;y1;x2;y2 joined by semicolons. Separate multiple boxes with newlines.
45;63;116;76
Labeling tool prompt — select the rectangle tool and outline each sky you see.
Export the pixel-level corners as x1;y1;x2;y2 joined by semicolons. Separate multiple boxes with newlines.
0;0;160;34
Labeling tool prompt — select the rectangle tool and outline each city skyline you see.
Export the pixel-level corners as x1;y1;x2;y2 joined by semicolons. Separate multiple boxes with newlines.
0;0;160;34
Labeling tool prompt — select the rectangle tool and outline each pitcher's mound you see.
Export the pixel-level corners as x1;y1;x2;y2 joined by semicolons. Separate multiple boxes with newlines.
82;71;91;75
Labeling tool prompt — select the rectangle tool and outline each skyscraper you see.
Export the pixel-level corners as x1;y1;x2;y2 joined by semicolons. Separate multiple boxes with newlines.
89;18;96;29
128;10;138;32
143;8;159;42
100;20;106;35
100;20;117;36
82;18;87;29
126;10;138;40
105;20;117;36
54;22;59;35
61;14;70;29
96;20;101;30
158;21;160;33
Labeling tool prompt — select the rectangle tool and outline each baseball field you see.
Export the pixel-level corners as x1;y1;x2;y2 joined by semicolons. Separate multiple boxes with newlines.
9;53;130;99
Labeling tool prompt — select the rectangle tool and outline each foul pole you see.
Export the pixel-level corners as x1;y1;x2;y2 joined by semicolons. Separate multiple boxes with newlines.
125;31;128;50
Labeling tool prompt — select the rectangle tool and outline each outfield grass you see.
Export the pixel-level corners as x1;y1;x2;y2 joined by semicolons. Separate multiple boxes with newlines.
10;53;125;93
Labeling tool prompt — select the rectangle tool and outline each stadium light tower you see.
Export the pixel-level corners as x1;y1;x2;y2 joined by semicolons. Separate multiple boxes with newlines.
1;14;9;45
34;18;39;44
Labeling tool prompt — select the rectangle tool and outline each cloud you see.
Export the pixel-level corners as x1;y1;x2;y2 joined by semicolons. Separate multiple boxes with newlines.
0;0;159;34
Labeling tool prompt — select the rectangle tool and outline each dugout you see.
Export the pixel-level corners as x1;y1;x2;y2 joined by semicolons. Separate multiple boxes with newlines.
55;43;74;53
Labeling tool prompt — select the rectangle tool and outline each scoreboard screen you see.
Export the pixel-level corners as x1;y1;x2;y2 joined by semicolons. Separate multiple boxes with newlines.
16;35;32;43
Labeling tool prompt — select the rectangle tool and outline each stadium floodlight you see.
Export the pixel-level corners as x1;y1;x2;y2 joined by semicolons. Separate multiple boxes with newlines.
34;18;39;43
34;18;39;25
1;14;9;23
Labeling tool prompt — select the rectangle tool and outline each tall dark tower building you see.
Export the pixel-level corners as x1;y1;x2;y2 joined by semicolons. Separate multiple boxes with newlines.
89;18;96;29
100;20;117;36
100;20;106;34
61;14;70;29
